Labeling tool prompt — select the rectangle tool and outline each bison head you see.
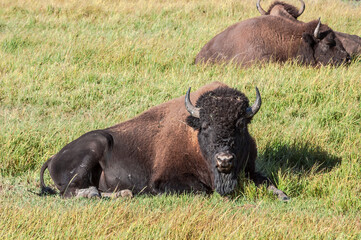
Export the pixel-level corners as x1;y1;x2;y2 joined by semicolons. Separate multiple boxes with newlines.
257;0;305;20
185;87;261;195
300;19;351;66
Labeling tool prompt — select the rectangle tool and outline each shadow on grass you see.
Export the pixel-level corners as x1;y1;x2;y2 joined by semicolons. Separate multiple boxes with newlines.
230;142;342;200
257;141;341;179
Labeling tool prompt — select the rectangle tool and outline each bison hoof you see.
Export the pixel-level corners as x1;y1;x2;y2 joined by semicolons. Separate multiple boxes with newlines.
280;195;290;202
119;189;133;198
75;186;100;198
101;189;133;199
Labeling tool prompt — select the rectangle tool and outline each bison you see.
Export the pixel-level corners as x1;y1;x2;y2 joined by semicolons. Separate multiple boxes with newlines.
256;0;361;58
195;9;350;67
39;82;289;201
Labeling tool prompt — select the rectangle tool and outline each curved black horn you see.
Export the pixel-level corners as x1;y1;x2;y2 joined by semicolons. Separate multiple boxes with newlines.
245;87;262;118
314;18;321;39
256;0;267;15
185;87;200;118
296;0;305;17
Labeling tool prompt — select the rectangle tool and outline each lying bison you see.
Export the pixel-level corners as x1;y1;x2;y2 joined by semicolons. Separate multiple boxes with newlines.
195;15;350;67
256;0;361;58
39;82;289;201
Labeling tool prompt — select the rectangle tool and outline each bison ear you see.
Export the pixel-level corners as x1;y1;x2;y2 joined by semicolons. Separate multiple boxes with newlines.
186;116;201;130
324;33;336;47
302;33;315;46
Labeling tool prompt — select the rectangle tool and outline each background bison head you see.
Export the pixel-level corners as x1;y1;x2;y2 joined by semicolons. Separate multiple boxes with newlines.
257;0;305;20
299;19;351;66
185;87;261;195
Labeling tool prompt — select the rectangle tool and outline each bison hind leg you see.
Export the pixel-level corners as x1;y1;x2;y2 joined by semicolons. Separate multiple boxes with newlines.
51;130;113;198
60;160;105;198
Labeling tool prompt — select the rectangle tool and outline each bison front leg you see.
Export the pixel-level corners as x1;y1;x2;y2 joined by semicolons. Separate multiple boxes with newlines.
250;172;290;201
75;187;133;199
100;189;133;199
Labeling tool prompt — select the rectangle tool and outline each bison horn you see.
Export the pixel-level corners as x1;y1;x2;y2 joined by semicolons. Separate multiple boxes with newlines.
185;87;200;118
256;0;267;15
296;0;306;18
245;87;262;118
314;18;321;39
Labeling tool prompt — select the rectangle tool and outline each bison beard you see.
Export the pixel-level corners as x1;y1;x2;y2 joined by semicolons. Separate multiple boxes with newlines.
212;142;252;195
214;171;237;195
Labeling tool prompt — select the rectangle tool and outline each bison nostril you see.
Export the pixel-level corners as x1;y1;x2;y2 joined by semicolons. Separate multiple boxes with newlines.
215;152;234;165
215;152;234;173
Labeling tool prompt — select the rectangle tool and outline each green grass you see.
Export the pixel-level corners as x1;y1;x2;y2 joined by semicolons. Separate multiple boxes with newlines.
1;0;361;238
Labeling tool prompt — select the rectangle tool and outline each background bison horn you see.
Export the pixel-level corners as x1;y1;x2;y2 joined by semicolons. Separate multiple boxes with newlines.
296;0;306;17
256;0;267;15
185;87;201;118
314;18;321;39
246;87;262;118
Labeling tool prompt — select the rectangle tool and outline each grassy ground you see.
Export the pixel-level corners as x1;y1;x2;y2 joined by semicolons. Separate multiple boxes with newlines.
0;0;360;238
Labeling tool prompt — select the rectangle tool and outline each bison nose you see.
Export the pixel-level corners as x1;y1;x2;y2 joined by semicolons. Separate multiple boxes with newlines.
215;152;234;173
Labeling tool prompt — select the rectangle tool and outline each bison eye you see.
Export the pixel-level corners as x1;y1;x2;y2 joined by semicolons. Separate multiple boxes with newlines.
236;119;246;129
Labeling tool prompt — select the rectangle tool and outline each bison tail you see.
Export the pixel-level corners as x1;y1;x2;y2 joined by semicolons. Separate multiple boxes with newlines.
39;156;57;196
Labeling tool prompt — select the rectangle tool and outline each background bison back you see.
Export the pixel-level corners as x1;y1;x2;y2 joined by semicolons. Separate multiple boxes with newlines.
195;17;278;66
195;16;304;66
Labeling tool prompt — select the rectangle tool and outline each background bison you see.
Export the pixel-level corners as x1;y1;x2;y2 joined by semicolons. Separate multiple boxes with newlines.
40;82;288;200
195;15;350;67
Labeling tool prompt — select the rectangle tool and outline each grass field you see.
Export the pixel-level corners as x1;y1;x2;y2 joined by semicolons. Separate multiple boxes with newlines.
1;0;360;238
